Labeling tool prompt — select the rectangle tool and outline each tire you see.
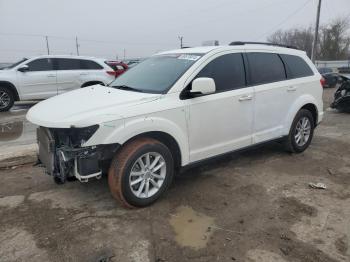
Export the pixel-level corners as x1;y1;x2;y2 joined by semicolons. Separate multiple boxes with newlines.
108;137;174;208
0;87;15;112
285;109;315;153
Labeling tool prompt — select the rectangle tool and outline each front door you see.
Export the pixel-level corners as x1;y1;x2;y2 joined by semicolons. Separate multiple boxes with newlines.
17;58;57;100
186;53;254;162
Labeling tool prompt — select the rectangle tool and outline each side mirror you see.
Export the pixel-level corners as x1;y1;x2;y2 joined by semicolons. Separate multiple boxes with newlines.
18;65;29;72
191;77;216;95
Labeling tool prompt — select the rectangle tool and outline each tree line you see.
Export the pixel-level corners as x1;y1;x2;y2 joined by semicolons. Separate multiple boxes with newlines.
267;17;350;61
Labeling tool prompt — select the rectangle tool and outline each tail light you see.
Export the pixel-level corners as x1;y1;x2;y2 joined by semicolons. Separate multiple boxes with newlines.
106;71;117;77
320;77;326;87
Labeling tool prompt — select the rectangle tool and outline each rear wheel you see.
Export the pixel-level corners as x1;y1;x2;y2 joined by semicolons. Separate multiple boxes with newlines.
108;137;174;208
0;87;14;112
285;109;314;153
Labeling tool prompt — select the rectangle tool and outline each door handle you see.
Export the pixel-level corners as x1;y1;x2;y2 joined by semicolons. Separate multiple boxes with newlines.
80;73;89;76
238;95;253;101
287;86;297;92
47;74;56;78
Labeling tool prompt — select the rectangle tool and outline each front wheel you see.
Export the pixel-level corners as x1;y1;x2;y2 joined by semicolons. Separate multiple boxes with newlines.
0;87;15;112
108;137;174;208
285;109;315;153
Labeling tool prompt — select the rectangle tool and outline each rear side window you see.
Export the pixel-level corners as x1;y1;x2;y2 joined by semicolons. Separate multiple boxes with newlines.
27;58;54;71
55;58;81;70
196;53;246;92
80;60;103;70
247;53;286;85
280;54;314;79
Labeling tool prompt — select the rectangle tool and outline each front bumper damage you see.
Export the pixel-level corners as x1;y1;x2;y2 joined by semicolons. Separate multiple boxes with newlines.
37;126;119;183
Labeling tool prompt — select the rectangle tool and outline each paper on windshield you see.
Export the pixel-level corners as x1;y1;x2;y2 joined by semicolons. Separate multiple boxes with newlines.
178;54;201;61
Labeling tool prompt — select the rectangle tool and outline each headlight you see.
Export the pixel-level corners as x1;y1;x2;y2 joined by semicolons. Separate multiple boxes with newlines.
51;125;99;147
70;125;99;145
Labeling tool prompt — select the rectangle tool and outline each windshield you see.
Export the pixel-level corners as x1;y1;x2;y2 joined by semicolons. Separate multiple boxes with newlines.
3;58;28;69
110;54;203;93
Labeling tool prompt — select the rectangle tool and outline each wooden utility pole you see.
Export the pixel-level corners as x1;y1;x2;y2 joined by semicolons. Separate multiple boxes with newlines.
311;0;322;62
178;36;183;49
45;36;50;55
75;36;80;56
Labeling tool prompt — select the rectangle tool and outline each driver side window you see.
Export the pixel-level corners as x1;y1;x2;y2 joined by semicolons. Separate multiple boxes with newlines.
196;53;246;92
27;58;54;72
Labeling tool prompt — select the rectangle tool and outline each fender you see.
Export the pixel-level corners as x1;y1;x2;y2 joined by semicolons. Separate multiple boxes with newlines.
282;94;319;135
87;116;190;166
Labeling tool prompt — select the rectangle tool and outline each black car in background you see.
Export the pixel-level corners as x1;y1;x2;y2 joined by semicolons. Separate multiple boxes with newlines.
318;67;339;88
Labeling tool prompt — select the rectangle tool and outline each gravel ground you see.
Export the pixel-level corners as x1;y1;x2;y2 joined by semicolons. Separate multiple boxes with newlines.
0;88;349;262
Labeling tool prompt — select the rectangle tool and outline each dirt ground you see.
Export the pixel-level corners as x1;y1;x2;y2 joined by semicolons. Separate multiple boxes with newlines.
0;88;349;262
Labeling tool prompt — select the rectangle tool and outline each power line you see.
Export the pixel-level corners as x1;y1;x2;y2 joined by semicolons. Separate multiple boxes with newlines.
0;32;174;46
254;0;312;41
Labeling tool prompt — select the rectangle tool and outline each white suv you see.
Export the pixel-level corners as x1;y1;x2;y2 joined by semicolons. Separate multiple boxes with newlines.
27;43;324;207
0;55;115;111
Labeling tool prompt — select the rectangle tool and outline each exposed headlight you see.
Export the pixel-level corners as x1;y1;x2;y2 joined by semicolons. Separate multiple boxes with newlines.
70;125;99;145
51;125;99;147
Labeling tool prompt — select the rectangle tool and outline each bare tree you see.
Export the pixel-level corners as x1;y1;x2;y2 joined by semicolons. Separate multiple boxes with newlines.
318;18;350;60
267;27;313;57
267;17;350;60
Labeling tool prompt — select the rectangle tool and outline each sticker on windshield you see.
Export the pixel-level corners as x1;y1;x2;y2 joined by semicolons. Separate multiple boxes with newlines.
178;54;201;61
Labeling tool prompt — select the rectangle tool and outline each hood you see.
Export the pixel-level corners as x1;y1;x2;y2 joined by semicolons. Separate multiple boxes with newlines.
26;85;161;128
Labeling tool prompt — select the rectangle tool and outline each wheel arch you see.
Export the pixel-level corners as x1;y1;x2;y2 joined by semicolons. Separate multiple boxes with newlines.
91;117;190;167
300;103;318;126
284;95;320;135
81;81;105;88
0;81;20;101
120;131;182;171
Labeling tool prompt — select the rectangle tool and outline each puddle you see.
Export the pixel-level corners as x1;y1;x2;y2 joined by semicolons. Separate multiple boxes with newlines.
0;120;37;149
0;121;23;141
169;206;214;250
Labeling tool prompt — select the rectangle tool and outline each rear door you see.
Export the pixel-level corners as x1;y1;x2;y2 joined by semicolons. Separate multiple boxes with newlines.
55;58;83;94
17;58;57;100
246;52;288;143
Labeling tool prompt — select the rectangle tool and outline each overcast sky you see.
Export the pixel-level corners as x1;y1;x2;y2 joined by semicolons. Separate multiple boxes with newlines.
0;0;349;62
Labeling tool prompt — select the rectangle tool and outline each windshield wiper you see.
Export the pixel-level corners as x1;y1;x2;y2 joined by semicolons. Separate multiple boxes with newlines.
112;85;143;92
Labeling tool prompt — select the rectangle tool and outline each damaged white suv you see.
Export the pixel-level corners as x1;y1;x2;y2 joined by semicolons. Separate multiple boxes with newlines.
27;42;324;207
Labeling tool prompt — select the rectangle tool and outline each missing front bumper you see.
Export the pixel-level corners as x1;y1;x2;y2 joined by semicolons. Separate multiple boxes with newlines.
37;127;118;183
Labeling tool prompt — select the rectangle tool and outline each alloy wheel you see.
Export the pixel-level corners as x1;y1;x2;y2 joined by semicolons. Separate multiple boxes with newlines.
129;152;167;198
0;91;10;109
294;117;311;147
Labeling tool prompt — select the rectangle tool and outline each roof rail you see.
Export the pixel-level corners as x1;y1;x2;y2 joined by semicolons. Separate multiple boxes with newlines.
229;41;299;50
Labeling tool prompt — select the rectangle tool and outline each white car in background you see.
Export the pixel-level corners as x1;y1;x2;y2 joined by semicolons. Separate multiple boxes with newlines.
0;55;116;111
27;43;324;208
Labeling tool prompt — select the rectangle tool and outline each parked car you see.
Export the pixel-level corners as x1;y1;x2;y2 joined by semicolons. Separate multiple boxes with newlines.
27;43;324;207
318;67;339;88
123;58;144;68
331;75;350;112
105;61;128;77
0;55;115;112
